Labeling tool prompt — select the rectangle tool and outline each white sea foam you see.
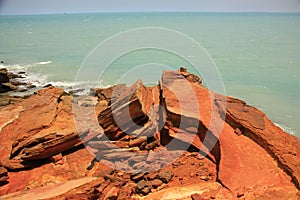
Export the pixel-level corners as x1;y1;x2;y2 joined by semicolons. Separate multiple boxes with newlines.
274;122;295;135
37;61;52;65
1;63;48;87
48;80;109;95
2;63;31;71
1;62;109;95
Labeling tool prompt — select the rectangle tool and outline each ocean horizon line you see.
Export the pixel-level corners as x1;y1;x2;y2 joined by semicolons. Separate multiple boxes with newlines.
1;10;300;17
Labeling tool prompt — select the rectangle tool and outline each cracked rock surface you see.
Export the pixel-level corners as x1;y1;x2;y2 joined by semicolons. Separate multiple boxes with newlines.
0;69;299;199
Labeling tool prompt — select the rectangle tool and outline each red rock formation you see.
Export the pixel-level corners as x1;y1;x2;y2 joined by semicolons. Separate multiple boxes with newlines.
0;69;299;199
160;70;299;198
98;80;159;140
221;97;300;189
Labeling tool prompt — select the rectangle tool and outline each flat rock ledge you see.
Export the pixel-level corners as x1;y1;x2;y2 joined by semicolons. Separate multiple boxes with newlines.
0;69;299;200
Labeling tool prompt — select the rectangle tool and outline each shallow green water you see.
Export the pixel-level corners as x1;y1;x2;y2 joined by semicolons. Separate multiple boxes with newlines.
0;12;299;136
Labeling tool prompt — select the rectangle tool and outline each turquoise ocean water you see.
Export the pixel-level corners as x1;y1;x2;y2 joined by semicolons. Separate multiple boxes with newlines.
0;12;299;137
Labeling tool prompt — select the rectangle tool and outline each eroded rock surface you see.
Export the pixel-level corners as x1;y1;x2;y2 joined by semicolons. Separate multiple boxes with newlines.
0;69;299;199
98;80;158;140
222;96;300;189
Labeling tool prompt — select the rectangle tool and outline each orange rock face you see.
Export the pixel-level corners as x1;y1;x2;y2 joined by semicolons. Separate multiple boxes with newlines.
0;70;299;199
160;70;299;198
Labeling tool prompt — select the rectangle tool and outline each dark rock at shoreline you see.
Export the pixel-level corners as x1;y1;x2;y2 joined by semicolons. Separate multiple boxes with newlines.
0;84;12;93
0;69;9;83
43;84;52;88
0;68;33;94
7;72;23;79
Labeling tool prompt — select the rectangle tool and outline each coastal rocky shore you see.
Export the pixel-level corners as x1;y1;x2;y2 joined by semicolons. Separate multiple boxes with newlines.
0;67;36;95
0;67;299;199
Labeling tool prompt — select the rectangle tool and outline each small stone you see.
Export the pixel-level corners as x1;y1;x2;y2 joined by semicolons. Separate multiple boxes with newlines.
197;156;205;160
117;171;124;176
237;192;244;198
186;74;202;83
179;67;187;72
43;84;52;88
190;152;199;157
179;177;184;181
145;140;160;150
139;141;147;150
54;158;65;166
180;160;186;165
150;179;163;188
190;172;195;177
172;162;179;168
140;187;151;195
191;193;204;200
203;167;208;172
50;153;63;163
198;162;204;167
234;128;242;136
136;180;148;191
196;170;204;176
145;173;157;180
158;171;174;183
200;176;209;181
131;173;145;182
129;137;147;147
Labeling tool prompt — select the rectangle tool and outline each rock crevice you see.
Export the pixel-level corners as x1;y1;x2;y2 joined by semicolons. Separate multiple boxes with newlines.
0;69;299;199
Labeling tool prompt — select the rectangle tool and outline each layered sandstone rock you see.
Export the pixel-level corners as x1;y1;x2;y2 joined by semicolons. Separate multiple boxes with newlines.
0;69;299;199
160;70;299;198
221;97;300;189
98;80;159;140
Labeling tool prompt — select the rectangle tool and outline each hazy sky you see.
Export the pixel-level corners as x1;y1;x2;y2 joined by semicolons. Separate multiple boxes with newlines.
1;0;300;15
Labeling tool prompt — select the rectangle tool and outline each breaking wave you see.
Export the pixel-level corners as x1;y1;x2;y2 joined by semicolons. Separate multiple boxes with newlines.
37;61;52;65
1;62;108;95
274;122;295;135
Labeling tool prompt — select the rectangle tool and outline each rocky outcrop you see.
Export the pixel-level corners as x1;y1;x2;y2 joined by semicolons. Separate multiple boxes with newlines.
160;70;300;198
0;68;36;94
98;80;159;140
220;97;300;189
0;68;9;84
160;70;221;161
0;69;299;199
0;86;105;169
